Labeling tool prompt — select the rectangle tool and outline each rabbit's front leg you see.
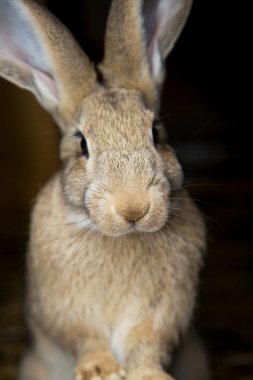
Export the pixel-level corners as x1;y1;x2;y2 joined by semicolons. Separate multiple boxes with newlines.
122;320;176;380
74;347;126;380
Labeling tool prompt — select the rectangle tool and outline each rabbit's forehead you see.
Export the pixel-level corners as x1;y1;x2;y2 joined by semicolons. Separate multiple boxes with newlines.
79;90;154;149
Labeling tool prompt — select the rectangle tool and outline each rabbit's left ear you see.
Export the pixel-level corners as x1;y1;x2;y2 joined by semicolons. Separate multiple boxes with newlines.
100;0;192;109
0;0;96;126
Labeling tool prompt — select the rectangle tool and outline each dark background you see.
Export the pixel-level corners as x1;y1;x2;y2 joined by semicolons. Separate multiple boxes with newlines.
0;1;252;379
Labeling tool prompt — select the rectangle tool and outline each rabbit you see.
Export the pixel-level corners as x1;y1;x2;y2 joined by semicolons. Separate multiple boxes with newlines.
0;1;209;380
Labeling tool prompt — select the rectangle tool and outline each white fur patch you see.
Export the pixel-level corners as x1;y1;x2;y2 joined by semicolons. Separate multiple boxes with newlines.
38;337;75;380
151;40;163;82
65;209;99;232
111;310;139;363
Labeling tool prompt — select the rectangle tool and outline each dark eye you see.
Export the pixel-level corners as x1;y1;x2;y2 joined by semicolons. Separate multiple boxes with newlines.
80;135;89;158
152;121;159;146
74;131;89;158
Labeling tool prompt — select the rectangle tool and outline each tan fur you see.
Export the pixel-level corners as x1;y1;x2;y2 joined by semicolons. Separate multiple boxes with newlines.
0;1;209;379
0;0;96;125
100;0;193;110
25;0;97;125
100;0;158;109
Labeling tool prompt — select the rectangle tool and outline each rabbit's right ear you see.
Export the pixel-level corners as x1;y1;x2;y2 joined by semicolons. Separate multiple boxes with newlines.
100;0;192;110
0;0;96;127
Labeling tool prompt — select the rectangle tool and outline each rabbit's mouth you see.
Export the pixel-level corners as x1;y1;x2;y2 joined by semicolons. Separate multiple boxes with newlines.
64;173;171;237
97;210;168;237
80;179;171;238
65;206;169;237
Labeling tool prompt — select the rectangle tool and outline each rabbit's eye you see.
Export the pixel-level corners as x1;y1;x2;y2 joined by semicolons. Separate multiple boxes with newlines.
80;136;89;158
152;121;159;146
73;131;89;158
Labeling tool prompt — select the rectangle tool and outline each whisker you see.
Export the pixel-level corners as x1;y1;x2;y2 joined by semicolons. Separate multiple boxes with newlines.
170;206;224;231
47;214;92;228
188;112;219;138
60;223;99;254
170;196;215;208
156;112;173;122
191;198;216;207
182;181;221;190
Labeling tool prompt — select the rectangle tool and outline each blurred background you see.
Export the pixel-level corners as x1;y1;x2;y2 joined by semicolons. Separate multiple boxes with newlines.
0;0;252;379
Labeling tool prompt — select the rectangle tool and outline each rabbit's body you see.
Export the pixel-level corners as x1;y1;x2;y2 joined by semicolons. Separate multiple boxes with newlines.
24;172;204;380
0;0;209;379
27;174;203;359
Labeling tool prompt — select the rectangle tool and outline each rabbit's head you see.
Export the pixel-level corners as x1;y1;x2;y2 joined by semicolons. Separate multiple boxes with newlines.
0;0;192;237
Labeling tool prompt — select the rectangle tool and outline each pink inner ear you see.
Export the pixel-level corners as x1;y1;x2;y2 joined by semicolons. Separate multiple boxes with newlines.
32;68;58;100
146;18;164;81
0;26;58;101
145;0;181;72
144;0;170;80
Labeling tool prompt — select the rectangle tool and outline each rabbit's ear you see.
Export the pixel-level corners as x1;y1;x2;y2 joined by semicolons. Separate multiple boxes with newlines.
0;0;96;126
101;0;192;109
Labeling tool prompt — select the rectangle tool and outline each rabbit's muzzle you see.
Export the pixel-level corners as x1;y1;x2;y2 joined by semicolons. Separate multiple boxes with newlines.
83;150;171;237
114;192;150;224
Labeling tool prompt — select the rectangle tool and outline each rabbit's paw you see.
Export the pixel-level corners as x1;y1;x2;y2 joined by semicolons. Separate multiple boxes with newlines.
129;371;174;380
143;373;174;380
74;353;126;380
74;365;126;380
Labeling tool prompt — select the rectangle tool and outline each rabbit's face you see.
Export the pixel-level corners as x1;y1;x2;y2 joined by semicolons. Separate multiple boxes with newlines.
0;0;192;237
61;88;183;237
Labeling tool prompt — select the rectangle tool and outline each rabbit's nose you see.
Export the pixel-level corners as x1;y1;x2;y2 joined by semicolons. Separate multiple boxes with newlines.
114;194;150;223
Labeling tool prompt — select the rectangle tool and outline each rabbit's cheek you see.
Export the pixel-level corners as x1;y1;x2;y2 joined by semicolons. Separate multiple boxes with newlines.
62;159;89;208
158;148;183;190
64;208;98;232
136;185;170;233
